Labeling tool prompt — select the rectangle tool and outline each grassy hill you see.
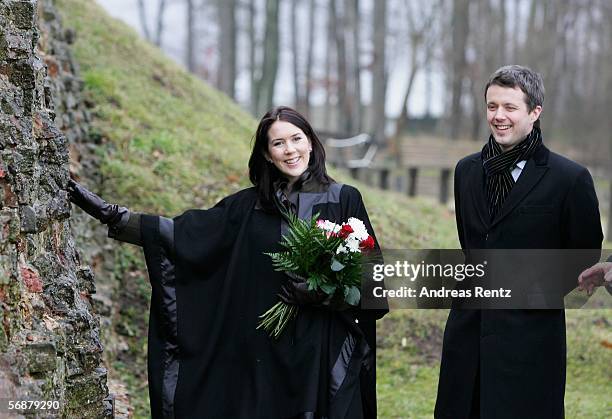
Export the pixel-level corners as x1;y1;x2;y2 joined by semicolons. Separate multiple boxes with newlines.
56;0;610;417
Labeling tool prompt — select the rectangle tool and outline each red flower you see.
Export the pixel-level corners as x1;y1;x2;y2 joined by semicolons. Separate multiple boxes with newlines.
360;236;375;249
338;224;354;238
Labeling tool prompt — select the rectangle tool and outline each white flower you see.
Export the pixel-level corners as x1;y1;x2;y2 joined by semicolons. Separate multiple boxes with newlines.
317;219;341;233
344;236;361;253
336;245;348;254
347;217;369;241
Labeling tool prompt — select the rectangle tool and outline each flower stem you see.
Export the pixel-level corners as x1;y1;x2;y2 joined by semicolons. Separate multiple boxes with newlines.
257;302;299;338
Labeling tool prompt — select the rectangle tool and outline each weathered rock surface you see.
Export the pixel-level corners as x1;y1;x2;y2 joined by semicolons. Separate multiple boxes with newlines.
0;0;112;416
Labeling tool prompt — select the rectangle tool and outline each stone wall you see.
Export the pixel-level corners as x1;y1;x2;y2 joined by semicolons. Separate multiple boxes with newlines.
36;1;135;416
0;0;110;416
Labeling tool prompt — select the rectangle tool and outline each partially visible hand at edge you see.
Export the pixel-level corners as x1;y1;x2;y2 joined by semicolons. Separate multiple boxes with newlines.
578;262;612;296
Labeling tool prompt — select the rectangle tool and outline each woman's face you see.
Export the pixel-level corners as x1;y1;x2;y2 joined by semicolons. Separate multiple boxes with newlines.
265;120;312;184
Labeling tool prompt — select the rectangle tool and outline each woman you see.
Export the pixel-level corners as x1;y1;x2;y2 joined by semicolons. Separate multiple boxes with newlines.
68;106;387;419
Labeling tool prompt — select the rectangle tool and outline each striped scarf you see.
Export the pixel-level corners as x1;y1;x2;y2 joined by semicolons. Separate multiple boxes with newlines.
481;127;542;219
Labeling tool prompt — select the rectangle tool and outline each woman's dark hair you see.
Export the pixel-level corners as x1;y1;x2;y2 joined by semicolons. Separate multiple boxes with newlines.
248;106;333;212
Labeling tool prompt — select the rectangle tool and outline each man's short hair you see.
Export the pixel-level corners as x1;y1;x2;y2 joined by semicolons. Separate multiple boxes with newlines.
485;65;545;112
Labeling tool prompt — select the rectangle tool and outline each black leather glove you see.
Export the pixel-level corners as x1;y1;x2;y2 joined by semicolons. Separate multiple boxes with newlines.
67;179;127;226
278;272;349;310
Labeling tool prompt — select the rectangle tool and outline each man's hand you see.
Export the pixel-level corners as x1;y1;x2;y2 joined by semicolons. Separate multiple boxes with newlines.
578;262;612;295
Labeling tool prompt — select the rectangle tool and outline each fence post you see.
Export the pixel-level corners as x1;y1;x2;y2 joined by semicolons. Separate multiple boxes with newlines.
408;167;418;197
439;168;451;204
379;168;389;190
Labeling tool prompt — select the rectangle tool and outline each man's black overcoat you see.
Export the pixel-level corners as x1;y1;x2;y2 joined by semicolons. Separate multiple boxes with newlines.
136;183;386;419
435;143;603;419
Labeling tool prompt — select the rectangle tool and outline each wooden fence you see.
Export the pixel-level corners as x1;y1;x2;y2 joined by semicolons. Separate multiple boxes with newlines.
325;135;610;230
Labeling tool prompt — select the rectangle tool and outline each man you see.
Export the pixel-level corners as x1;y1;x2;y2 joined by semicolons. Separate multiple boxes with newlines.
435;65;603;418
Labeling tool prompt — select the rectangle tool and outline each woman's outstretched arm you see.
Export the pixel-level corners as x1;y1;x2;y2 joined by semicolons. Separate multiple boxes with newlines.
67;179;143;246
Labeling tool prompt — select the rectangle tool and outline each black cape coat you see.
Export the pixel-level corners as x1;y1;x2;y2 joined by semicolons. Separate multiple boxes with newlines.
128;183;386;419
435;143;603;419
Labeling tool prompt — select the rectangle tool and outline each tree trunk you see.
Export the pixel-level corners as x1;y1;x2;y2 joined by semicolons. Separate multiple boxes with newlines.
541;0;561;136
304;0;316;119
480;0;495;71
499;0;507;65
331;0;349;133
424;63;433;117
394;43;419;138
324;0;336;130
218;0;236;99
347;0;362;132
291;0;304;113
524;0;538;64
248;0;258;115
137;0;151;42
185;0;196;72
512;0;520;63
468;0;489;141
370;0;386;145
449;0;469;140
253;0;280;117
137;0;167;47
469;76;484;140
154;0;167;47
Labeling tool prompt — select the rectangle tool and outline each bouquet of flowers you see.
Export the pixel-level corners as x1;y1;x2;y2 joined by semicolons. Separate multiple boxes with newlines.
257;212;376;338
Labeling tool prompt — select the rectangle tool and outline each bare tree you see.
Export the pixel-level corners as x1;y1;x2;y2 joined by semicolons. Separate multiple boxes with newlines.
289;0;316;118
524;0;538;62
324;0;337;130
499;0;507;65
539;0;562;135
185;0;196;72
291;0;306;113
346;0;362;132
248;0;258;115
466;0;494;141
154;0;167;46
304;0;316;119
253;0;280;117
137;0;167;47
394;0;441;138
448;0;470;140
137;0;152;41
331;0;349;133
217;0;237;98
370;0;387;145
511;0;521;63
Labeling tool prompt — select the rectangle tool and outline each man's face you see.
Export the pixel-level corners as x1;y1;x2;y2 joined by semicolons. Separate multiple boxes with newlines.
486;85;542;151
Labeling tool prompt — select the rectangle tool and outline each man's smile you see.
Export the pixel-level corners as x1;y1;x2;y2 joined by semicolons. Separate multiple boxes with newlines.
494;124;512;131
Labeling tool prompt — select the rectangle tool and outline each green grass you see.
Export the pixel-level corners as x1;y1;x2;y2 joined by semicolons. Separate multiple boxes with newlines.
377;310;448;418
55;1;610;417
564;309;612;417
377;308;612;418
57;0;253;216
